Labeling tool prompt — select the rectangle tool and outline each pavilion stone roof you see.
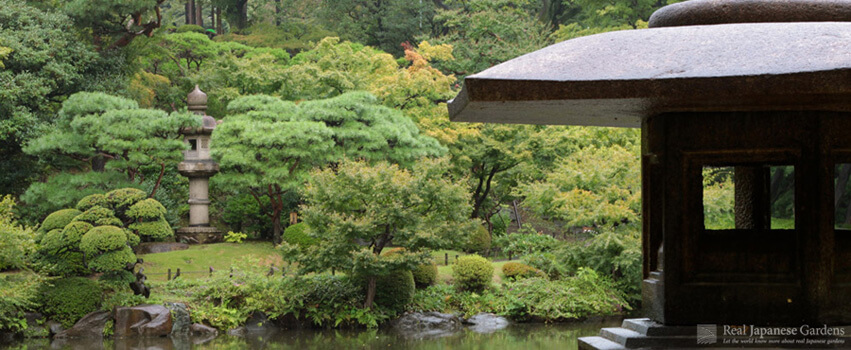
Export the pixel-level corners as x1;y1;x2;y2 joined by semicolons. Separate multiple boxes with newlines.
448;0;851;127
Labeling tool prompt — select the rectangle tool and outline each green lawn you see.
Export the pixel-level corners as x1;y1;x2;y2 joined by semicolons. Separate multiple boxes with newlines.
140;242;283;281
141;243;514;284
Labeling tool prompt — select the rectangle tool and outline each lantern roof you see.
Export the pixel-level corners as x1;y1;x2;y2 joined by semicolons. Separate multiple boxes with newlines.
448;0;851;127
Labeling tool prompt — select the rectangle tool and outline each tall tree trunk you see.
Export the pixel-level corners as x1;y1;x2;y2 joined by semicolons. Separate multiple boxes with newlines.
185;0;192;24
272;213;283;244
189;0;196;25
364;276;377;309
196;1;203;27
216;7;223;34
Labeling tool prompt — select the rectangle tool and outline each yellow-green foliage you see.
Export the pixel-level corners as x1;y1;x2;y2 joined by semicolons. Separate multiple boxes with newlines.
105;188;146;213
381;247;436;289
88;246;136;273
374;270;415;313
75;194;108;212
39;277;101;328
412;262;438;289
74;206;122;226
465;224;492;253
126;198;166;219
80;226;127;255
39;209;82;234
224;231;247;243
452;255;493;292
128;220;171;240
61;221;93;246
0;196;36;271
502;262;545;281
282;223;318;248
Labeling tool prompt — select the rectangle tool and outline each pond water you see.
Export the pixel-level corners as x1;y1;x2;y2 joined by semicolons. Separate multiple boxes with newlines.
1;318;621;350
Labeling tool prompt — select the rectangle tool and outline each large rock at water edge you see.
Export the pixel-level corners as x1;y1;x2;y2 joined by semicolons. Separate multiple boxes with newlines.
464;313;509;333
391;312;464;339
54;311;111;339
114;304;173;337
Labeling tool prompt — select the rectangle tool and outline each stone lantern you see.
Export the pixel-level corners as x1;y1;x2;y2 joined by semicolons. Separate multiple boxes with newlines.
449;0;851;348
176;85;221;244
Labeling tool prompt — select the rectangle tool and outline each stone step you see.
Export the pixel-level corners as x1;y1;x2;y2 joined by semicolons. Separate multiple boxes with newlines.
578;336;627;350
622;318;696;337
601;327;645;348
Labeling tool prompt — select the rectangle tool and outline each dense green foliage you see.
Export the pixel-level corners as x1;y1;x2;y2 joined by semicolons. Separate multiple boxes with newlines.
0;0;694;331
412;262;438;289
0;196;36;271
286;159;473;309
213;92;446;242
494;228;559;258
282;223;319;248
410;269;628;321
0;273;44;332
464;225;492;254
39;277;102;328
34;188;171;276
452;255;493;292
20;92;200;224
501;262;544;281
373;270;416;314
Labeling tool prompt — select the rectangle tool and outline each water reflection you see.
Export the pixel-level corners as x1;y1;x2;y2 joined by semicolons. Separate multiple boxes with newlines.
2;318;620;350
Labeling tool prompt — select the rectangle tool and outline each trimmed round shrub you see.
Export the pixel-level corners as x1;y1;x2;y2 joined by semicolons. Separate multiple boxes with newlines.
465;225;492;254
39;277;102;328
283;223;319;248
74;206;122;226
412;262;438;289
80;226;128;255
502;262;545;281
39;229;66;252
374;270;415;313
76;194;108;212
128;219;172;240
104;188;146;214
88;246;136;273
126;198;166;219
40;209;82;234
452;254;493;292
380;247;436;289
61;221;93;246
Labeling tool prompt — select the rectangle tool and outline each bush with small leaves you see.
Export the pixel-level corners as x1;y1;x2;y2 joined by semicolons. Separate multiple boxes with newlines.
452;255;493;292
126;198;166;219
465;225;492;254
128;220;172;240
373;270;416;314
502;262;545;281
39;277;102;328
38;209;82;235
80;226;128;256
88;246;136;273
412;262;438;289
0;196;36;271
282;223;319;248
74;206;122;227
105;188;147;217
76;194;108;212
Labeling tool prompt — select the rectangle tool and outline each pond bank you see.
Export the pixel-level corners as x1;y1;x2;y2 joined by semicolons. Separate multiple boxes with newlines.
2;316;623;350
